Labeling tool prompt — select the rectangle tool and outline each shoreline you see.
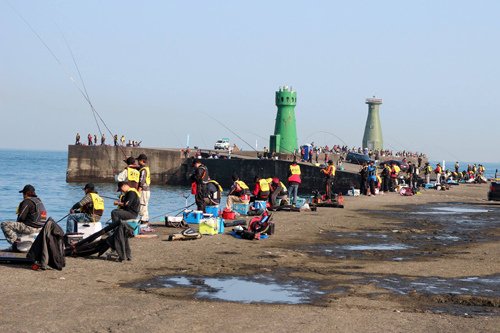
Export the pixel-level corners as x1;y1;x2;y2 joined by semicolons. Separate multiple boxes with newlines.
0;183;499;332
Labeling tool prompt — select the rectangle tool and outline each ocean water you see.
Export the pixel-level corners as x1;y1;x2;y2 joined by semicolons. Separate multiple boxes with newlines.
0;149;197;248
429;161;500;179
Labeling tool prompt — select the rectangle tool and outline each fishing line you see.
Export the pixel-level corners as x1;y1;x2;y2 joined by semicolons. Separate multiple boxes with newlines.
201;112;258;153
8;2;128;162
148;202;196;221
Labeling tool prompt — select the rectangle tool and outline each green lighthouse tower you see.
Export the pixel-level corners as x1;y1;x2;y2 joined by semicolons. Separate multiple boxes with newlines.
362;97;383;150
269;85;298;154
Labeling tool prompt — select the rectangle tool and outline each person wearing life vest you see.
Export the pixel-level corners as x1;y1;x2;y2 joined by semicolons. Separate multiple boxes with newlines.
1;184;47;248
390;162;401;191
66;183;104;233
320;160;336;200
191;159;209;211
111;181;141;226
422;162;433;184
137;153;151;224
226;174;251;209
204;179;223;207
252;176;270;201
287;158;301;206
115;156;140;189
269;177;288;207
367;161;377;195
380;164;390;194
434;163;443;184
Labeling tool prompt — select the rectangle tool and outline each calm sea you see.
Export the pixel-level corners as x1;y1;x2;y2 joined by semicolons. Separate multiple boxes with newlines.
0;149;196;248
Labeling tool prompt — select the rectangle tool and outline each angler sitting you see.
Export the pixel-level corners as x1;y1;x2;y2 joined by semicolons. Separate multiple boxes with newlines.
111;181;140;226
204;179;223;207
268;177;289;207
225;174;251;210
1;184;47;250
66;183;104;233
251;176;270;202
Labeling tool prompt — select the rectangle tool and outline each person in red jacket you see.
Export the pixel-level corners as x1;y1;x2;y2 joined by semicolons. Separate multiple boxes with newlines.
287;158;301;206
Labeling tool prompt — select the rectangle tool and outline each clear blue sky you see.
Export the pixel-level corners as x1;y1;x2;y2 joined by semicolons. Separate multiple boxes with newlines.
1;0;499;162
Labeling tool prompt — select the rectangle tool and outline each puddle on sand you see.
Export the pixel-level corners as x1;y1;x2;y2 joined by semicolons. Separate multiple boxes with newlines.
367;274;500;298
128;275;327;304
363;274;500;316
338;244;412;251
411;207;489;215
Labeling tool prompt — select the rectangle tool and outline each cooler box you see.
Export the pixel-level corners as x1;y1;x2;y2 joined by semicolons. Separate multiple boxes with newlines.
205;205;219;217
124;219;140;236
253;200;267;210
78;221;103;239
183;210;203;224
232;203;249;216
295;197;307;208
217;217;224;234
199;217;219;235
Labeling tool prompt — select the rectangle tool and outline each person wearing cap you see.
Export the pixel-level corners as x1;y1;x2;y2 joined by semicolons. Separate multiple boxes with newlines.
137;153;151;224
268;177;288;207
287;158;301;207
1;185;47;247
65;183;104;233
111;181;141;225
226;174;251;210
320;160;336;200
190;159;209;211
115;156;140;189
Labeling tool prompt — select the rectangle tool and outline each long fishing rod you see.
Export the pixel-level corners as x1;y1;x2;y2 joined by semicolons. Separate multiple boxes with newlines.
57;26;128;160
201;112;259;153
146;202;196;222
8;2;128;161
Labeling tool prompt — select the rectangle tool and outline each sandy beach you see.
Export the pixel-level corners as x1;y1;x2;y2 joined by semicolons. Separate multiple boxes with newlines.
1;183;499;333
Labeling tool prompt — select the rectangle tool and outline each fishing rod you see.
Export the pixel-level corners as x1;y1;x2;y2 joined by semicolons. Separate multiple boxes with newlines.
8;2;128;161
57;26;129;160
56;213;70;223
201;112;259;153
148;202;197;221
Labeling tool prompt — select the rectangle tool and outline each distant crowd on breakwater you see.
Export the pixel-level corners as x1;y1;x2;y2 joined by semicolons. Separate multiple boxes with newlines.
74;132;142;147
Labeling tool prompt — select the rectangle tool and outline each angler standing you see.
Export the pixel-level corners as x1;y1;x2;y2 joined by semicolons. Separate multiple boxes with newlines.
115;156;140;189
287;158;301;206
137;154;151;224
1;185;47;249
191;159;209;211
320;160;336;200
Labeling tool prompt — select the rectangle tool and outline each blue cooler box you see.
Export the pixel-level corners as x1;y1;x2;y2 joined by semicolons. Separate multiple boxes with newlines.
183;210;203;224
125;219;140;236
253;200;267;210
295;197;307;208
233;203;249;215
217;217;225;234
205;205;219;217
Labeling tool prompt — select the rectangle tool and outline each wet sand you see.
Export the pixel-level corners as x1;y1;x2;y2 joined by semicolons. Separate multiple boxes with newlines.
1;183;499;333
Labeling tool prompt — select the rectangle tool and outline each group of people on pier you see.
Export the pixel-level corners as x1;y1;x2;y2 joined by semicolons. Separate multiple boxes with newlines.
75;133;141;147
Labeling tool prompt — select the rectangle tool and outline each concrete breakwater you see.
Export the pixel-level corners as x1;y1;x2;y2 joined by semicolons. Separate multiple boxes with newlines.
66;145;360;194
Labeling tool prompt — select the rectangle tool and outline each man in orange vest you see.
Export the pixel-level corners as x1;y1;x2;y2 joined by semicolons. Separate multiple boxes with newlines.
434;163;443;184
287;158;301;206
320;160;336;200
